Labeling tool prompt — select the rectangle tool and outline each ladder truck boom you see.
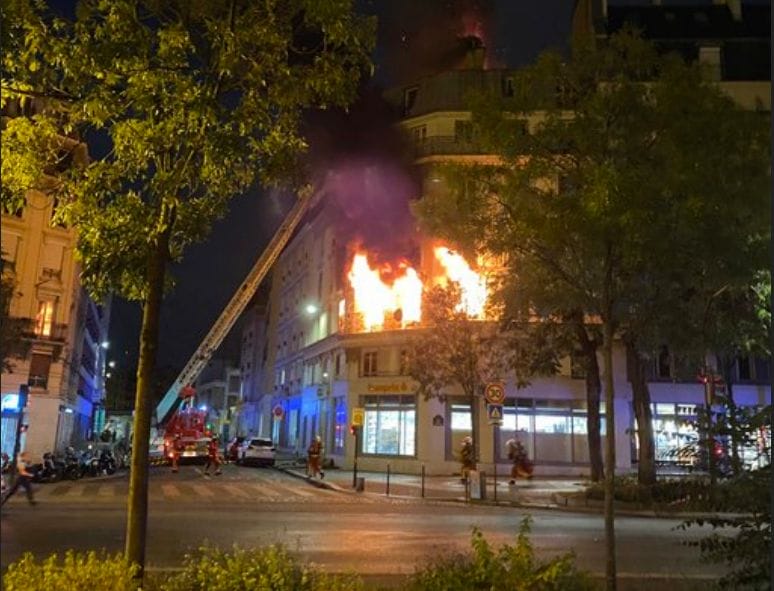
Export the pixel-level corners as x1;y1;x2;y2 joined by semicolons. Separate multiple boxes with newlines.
154;187;316;426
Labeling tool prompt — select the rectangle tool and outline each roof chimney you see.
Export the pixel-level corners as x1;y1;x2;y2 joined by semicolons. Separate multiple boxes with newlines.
458;36;485;69
713;0;742;22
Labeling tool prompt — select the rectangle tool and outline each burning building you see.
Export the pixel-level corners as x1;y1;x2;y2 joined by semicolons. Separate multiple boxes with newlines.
241;4;770;477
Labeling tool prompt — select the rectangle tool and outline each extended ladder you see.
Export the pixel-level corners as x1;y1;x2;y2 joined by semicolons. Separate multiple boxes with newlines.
154;186;316;426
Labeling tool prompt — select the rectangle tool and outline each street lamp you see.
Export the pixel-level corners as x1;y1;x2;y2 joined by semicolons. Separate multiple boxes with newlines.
305;303;319;315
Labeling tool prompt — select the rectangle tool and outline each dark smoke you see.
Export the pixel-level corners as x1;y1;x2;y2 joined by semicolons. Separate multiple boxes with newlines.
376;0;496;84
303;85;422;265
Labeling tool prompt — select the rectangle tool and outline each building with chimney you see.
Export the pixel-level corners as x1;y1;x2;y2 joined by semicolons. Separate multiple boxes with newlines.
243;1;770;476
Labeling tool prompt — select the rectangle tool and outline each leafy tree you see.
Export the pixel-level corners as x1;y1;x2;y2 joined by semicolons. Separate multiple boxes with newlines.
408;284;510;464
1;0;374;577
413;30;769;590
0;261;27;372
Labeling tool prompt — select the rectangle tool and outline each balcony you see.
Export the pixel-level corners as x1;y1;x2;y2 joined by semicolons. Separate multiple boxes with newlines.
411;136;485;159
20;320;69;344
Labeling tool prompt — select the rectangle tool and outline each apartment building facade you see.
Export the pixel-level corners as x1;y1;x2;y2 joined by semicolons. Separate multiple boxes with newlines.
244;1;770;475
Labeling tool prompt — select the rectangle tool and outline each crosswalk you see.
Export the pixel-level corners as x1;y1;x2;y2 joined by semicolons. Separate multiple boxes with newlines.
18;474;377;505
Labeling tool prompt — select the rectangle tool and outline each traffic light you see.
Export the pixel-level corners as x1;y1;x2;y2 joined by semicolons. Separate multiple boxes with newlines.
350;424;357;436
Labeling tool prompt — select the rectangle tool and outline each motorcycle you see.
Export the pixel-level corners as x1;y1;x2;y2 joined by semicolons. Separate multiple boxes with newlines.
31;452;64;483
63;447;83;480
97;448;117;476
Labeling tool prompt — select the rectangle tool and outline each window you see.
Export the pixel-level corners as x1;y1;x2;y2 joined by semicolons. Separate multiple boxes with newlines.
35;300;55;337
411;125;427;146
501;76;514;97
334;398;346;453
454;120;473;142
363;351;378;376
399;350;409;375
335;353;342;377
737;356;751;381
28;353;52;388
570;349;587;379
450;403;472;431
656;346;671;379
403;86;418;116
362;395;416;456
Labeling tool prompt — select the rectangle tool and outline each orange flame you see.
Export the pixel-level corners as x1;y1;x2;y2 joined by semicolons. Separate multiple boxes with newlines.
433;246;488;319
347;253;422;331
346;244;488;332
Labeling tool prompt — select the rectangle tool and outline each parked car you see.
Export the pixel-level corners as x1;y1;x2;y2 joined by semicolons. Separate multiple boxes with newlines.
239;437;276;467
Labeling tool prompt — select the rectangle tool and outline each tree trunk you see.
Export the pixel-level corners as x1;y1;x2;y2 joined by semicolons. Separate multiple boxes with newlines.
125;224;171;579
625;339;656;487
602;320;617;591
574;319;604;482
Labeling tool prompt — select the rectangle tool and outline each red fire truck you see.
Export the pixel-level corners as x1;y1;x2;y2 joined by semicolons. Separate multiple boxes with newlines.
163;405;211;463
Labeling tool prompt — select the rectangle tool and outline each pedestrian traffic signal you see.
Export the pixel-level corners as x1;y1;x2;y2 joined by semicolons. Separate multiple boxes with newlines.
350;424;357;436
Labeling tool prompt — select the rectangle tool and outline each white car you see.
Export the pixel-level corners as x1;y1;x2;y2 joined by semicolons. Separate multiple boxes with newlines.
239;437;276;467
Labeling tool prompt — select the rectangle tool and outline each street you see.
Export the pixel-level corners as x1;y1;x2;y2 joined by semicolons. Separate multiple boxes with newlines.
1;465;724;587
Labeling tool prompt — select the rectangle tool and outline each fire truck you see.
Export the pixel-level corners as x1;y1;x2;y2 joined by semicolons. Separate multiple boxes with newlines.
151;188;316;459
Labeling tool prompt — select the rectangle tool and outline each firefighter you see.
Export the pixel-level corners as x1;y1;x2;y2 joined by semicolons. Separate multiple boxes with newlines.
204;435;222;476
506;437;533;484
307;435;324;479
459;436;476;483
170;433;182;473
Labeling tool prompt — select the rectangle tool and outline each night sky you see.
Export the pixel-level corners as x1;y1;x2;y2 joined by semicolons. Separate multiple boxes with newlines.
108;0;766;378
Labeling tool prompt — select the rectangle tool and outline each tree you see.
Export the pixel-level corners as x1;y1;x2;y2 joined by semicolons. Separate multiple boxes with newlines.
407;284;510;464
413;31;769;590
1;0;374;579
0;262;27;372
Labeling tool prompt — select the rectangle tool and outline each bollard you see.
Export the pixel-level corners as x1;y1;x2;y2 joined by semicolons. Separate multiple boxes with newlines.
464;475;469;503
355;476;365;492
421;464;425;498
386;463;391;496
493;460;498;504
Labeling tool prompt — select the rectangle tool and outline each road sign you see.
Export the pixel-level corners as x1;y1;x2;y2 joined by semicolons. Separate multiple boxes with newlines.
484;382;506;405
487;403;503;425
272;405;284;420
352;407;365;427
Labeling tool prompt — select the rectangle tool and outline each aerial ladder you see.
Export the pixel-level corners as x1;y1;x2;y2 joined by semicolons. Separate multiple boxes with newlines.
154;186;317;429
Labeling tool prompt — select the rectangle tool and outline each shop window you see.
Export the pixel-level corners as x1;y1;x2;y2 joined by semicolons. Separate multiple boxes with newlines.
362;395;416;456
334;398;346;454
28;353;52;388
450;403;472;431
362;351;378;376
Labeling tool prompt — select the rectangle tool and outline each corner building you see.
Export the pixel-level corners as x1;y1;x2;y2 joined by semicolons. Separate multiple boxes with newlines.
248;1;770;476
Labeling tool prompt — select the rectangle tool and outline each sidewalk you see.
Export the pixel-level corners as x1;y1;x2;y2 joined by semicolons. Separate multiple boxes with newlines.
276;460;586;509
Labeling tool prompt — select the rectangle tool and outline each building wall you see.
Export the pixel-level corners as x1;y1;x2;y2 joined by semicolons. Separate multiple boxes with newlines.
1;188;106;459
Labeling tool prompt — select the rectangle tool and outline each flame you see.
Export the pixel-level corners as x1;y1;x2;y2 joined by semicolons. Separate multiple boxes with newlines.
346;244;489;332
347;253;422;331
433;246;488;318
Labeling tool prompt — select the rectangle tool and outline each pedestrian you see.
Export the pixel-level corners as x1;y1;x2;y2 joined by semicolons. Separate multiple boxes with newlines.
506;437;533;484
307;435;324;479
459;436;476;483
204;435;222;476
1;451;37;506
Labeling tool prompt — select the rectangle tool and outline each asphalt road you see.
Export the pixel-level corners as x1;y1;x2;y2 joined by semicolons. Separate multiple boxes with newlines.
1;465;723;587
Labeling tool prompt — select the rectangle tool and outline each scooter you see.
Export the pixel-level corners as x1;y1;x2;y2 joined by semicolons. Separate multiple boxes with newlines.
31;452;64;483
